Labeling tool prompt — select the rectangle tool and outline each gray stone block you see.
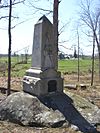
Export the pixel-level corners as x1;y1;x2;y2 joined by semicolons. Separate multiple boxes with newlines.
23;16;63;96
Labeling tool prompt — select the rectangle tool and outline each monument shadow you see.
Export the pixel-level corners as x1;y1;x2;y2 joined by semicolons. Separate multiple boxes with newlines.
38;92;98;133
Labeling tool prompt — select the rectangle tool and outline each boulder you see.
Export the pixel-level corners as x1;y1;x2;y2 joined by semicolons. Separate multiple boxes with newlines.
0;91;99;133
0;92;66;127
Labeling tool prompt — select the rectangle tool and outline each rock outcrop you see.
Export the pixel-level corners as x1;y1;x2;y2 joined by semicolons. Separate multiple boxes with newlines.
0;91;99;133
0;92;66;127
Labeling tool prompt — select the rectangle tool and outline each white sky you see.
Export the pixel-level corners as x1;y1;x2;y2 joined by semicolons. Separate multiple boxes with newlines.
0;0;99;55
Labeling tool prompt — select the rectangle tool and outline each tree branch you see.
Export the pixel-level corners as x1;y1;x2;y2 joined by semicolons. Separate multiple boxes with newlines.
28;1;52;13
0;16;19;20
0;0;25;9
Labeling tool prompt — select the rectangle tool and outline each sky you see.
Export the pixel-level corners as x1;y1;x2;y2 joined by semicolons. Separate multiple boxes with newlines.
0;0;99;55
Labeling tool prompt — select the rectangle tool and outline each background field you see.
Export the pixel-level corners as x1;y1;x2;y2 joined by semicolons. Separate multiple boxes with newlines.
0;56;99;76
0;56;100;87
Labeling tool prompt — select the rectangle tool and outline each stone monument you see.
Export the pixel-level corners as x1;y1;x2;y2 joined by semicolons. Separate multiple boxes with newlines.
23;16;63;96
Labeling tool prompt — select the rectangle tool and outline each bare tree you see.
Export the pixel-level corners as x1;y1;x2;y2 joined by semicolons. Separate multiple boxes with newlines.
0;0;25;20
98;19;100;80
53;0;59;69
27;0;53;15
7;0;12;96
0;0;25;95
77;28;80;82
91;33;95;85
79;0;100;83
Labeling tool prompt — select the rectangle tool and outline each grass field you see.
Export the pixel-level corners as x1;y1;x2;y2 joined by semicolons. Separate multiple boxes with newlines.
0;56;99;77
58;58;99;74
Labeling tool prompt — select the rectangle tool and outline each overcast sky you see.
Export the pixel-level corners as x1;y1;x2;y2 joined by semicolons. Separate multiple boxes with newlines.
0;0;99;55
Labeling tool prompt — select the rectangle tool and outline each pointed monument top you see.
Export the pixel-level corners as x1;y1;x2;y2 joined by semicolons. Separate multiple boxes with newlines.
37;15;52;25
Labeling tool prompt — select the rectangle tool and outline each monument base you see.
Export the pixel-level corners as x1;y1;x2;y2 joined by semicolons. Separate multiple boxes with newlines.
23;68;63;96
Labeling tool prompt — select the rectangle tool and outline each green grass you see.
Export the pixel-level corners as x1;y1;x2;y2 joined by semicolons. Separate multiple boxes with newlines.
11;63;31;77
0;56;99;77
0;56;31;77
58;59;98;74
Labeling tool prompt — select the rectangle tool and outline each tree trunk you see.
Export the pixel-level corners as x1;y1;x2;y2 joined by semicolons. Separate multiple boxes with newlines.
91;34;95;86
53;0;59;69
94;31;100;81
7;0;12;96
99;20;100;81
77;30;80;82
98;52;100;81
